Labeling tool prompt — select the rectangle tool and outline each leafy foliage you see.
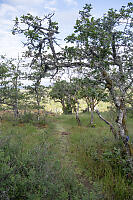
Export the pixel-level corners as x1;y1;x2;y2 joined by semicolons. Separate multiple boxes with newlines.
49;80;77;114
65;2;133;165
0;56;25;117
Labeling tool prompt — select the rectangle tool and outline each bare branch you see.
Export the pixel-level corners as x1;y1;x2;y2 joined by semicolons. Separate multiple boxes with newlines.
95;109;117;139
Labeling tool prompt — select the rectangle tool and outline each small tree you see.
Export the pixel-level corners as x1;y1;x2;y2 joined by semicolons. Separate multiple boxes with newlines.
70;78;81;125
49;79;81;125
79;78;108;126
26;84;46;120
49;80;74;114
12;13;61;85
0;56;24;118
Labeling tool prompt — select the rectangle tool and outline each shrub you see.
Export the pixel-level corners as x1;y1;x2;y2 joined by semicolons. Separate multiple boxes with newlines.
0;129;89;199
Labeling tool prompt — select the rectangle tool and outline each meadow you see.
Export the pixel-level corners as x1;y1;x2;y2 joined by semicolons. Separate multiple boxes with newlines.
0;104;133;200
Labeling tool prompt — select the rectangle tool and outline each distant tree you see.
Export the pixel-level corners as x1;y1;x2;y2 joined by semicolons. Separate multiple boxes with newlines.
26;83;46;120
79;78;108;126
66;3;133;168
49;80;74;114
70;78;81;125
50;78;81;125
0;56;24;118
0;56;9;105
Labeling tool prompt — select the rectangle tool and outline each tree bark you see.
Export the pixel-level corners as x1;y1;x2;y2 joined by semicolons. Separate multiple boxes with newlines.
13;72;19;119
116;100;132;157
13;104;19;119
102;70;133;169
85;99;90;113
36;93;40;121
75;102;81;126
90;98;94;126
90;108;94;125
35;84;41;121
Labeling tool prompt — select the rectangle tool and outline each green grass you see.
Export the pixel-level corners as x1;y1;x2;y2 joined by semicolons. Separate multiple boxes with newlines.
54;112;133;199
0;114;89;200
0;111;133;199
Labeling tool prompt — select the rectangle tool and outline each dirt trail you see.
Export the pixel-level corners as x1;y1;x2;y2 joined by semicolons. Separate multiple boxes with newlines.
54;121;92;195
54;123;71;165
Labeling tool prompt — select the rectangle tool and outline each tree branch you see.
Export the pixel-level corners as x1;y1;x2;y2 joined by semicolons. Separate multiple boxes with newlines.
95;109;117;139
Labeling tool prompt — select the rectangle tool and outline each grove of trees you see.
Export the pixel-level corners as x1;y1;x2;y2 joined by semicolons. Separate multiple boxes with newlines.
0;3;133;171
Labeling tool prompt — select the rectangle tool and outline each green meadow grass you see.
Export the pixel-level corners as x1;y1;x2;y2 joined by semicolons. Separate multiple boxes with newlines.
0;109;133;199
55;112;133;199
0;114;89;200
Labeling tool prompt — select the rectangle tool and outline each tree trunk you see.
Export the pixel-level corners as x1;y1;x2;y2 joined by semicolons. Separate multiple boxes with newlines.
61;99;65;114
102;70;132;155
35;85;40;121
90;109;94;125
117;103;133;172
75;102;81;126
85;99;90;113
116;100;132;158
36;96;40;121
13;74;19;119
96;68;133;171
96;108;133;171
62;103;72;114
90;98;94;126
87;106;90;113
13;104;19;119
61;100;72;114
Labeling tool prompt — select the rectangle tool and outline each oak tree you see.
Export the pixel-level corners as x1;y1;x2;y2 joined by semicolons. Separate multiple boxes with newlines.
66;3;133;167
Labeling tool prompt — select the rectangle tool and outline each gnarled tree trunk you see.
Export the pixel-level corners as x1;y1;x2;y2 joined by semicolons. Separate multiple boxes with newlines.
116;99;132;162
99;70;133;171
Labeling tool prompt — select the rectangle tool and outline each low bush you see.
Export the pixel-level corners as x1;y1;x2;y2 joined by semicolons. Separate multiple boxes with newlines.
0;124;89;200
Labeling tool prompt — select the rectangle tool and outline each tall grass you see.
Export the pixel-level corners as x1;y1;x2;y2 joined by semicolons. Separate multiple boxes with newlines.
0;111;133;199
0;114;89;200
56;112;133;199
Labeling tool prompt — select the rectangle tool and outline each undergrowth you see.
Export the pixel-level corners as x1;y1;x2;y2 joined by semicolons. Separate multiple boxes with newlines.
0;116;89;200
0;111;133;199
57;112;133;199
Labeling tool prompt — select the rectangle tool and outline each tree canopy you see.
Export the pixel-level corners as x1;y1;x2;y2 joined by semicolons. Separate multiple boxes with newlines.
65;2;133;167
0;1;133;171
